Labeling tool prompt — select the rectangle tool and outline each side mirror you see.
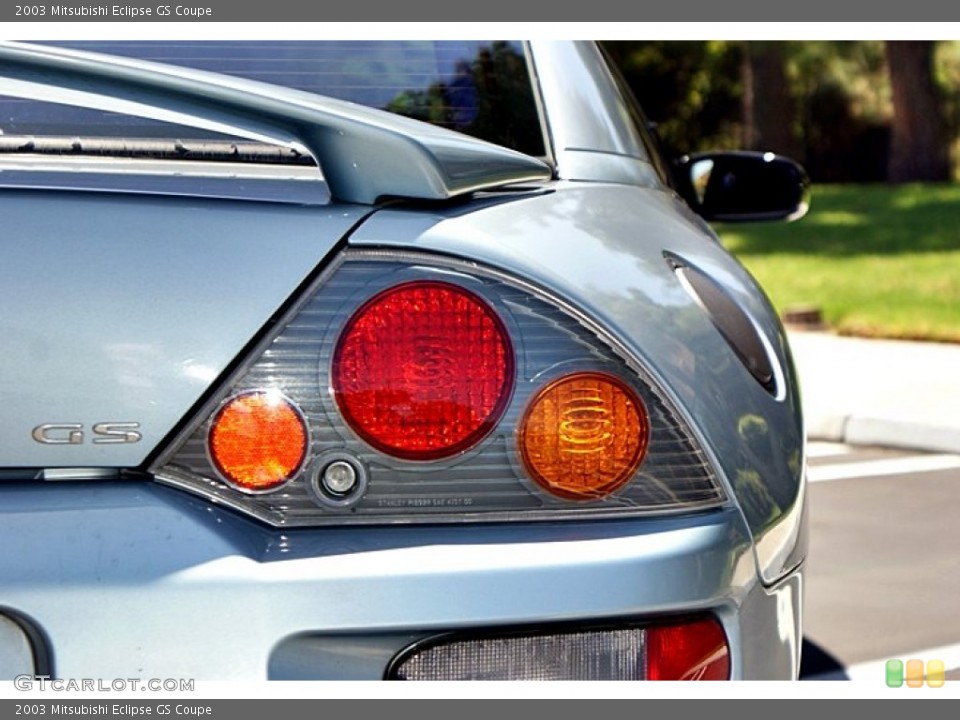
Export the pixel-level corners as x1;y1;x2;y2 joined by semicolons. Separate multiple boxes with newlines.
677;151;810;223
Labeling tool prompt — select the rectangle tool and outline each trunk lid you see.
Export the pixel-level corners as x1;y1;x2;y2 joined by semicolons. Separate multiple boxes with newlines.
1;191;367;468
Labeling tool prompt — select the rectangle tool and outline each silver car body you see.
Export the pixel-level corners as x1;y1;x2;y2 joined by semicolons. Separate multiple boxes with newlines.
0;40;805;680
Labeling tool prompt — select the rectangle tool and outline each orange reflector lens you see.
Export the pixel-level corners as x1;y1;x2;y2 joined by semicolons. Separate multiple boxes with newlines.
208;391;307;493
519;372;649;500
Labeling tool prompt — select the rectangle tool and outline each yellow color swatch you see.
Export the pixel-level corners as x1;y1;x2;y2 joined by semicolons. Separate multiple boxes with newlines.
926;660;945;688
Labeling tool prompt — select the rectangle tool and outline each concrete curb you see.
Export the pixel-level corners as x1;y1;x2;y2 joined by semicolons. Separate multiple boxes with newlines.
788;330;960;456
807;415;960;455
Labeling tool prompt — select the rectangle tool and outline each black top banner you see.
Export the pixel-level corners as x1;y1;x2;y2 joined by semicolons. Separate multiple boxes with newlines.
2;0;959;23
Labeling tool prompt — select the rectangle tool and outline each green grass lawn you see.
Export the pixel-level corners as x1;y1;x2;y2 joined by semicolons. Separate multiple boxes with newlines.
717;183;960;343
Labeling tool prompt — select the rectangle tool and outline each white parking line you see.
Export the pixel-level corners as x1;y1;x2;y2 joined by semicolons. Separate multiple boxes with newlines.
808;454;960;483
806;641;960;682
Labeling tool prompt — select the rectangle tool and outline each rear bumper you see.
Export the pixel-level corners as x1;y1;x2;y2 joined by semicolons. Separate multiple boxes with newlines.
0;481;801;680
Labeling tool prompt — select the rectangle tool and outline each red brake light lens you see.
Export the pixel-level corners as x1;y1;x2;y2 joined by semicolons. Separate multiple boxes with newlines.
332;281;514;460
646;617;731;680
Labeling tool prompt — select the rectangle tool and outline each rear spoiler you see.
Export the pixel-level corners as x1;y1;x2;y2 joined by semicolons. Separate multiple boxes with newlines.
0;41;551;205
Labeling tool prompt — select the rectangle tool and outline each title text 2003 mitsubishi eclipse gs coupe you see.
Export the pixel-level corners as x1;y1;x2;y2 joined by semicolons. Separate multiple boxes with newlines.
0;40;808;681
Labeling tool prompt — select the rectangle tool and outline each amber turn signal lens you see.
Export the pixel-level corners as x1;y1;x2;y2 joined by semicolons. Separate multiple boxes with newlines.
208;391;308;493
519;372;649;500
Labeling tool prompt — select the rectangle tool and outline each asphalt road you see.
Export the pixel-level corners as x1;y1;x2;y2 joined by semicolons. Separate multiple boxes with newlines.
800;442;960;682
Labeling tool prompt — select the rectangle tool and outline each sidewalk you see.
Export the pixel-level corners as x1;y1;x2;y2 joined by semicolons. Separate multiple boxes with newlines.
787;330;960;454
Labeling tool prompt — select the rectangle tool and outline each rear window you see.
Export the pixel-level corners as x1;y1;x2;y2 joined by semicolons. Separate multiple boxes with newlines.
1;40;546;158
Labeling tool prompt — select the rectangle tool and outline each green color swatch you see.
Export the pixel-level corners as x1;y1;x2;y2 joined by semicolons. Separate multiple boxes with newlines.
886;659;904;688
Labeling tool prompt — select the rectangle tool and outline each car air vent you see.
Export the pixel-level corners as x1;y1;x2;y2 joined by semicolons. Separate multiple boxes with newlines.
668;255;779;397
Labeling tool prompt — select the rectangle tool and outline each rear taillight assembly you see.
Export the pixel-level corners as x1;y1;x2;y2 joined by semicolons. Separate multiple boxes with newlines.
152;251;724;527
388;615;730;681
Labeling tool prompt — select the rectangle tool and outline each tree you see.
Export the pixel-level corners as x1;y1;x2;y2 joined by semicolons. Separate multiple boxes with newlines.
885;41;951;182
600;41;743;157
741;42;804;160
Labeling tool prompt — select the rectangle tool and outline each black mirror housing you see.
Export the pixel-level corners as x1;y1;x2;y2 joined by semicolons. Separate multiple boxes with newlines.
677;151;810;223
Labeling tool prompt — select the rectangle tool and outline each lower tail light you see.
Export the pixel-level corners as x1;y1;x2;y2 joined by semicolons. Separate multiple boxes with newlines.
646;616;731;680
388;616;730;680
